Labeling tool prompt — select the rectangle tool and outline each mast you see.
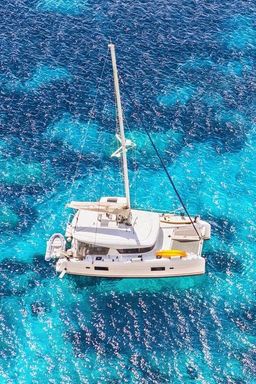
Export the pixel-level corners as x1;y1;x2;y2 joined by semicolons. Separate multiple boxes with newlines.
108;43;131;209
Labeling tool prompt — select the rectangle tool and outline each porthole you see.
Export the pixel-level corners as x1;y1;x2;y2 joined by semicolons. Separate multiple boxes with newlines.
94;266;109;271
151;267;165;271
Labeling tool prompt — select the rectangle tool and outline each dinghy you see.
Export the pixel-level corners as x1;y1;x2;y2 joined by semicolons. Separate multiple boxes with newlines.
45;233;66;261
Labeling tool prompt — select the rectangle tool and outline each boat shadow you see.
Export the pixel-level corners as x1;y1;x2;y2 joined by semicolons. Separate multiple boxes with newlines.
68;273;207;293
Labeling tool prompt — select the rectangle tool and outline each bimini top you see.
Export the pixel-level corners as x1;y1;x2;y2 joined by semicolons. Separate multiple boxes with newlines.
71;209;160;249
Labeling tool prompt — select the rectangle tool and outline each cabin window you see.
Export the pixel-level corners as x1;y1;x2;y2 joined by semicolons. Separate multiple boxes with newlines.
151;267;165;271
77;243;109;257
94;266;109;271
117;245;154;254
107;198;118;203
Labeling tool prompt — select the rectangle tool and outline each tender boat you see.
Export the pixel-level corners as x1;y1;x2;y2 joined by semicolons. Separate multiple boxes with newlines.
45;233;66;261
45;44;211;278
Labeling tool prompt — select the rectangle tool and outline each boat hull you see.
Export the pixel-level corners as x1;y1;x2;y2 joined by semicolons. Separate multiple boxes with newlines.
56;256;205;278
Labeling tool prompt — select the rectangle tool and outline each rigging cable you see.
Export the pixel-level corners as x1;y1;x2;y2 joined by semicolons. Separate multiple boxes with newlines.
143;127;201;239
119;75;201;239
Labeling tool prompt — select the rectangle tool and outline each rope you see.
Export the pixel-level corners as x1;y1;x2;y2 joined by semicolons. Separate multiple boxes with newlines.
119;75;201;239
67;47;110;202
143;127;201;239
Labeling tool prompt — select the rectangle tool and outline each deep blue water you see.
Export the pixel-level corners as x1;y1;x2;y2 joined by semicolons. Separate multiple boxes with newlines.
0;0;256;383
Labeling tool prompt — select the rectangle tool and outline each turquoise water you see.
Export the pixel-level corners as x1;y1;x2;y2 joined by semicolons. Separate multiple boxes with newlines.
0;0;255;383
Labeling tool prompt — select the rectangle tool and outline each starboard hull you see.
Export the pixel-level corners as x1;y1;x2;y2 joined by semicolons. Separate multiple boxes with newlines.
56;256;205;278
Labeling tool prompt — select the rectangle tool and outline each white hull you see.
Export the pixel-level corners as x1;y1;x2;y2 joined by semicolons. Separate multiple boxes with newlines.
56;255;205;278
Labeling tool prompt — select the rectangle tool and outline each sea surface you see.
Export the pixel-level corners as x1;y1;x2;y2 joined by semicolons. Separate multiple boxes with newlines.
0;1;255;383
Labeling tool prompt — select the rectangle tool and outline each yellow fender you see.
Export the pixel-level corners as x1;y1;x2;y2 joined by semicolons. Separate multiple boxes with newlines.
156;249;187;258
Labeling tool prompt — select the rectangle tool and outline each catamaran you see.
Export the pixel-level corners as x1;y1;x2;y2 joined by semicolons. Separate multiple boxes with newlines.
45;44;211;278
